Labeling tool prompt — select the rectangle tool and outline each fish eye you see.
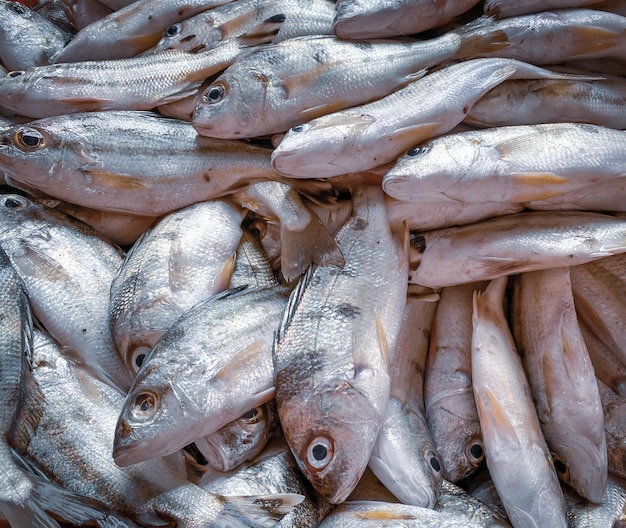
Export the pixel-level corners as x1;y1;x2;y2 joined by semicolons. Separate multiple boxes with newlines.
466;439;485;466
306;436;334;470
291;124;306;133
239;406;263;425
2;195;26;210
165;23;181;37
129;391;160;422
13;127;46;151
7;71;24;78
203;84;225;104
130;345;150;372
427;452;441;473
7;2;28;14
552;455;570;480
407;145;430;157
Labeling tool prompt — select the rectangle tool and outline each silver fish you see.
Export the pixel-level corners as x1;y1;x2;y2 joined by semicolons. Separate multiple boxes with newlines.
511;267;607;503
0;193;131;393
472;276;569;528
113;284;290;466
0;111;284;216
274;185;408;504
192;21;511;138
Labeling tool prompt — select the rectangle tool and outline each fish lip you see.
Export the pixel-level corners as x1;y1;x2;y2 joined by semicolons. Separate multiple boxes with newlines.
194;437;229;472
327;470;362;504
112;442;146;467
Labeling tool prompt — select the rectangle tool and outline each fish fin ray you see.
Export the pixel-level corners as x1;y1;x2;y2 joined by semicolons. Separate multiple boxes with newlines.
298;100;349;122
275;264;315;345
56;97;117;112
567;25;623;57
214;337;268;382
468;256;525;277
475;386;519;445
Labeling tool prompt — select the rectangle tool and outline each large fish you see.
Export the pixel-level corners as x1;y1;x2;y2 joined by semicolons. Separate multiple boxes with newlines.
0;111;284;216
472;276;569;528
192;21;511;138
273;185;408;504
511;268;607;503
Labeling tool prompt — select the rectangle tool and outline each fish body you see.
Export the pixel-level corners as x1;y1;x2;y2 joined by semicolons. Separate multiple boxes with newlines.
332;0;480;39
484;0;608;18
424;282;487;483
192;23;511;138
0;111;281;216
109;199;244;373
383;123;626;205
472;276;569;528
113;284;290;466
436;480;511;527
274;185;408;504
410;211;626;288
0;194;130;392
511;267;607;503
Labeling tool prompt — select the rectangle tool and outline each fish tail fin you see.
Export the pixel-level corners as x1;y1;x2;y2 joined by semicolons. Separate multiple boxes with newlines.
279;209;344;282
473;276;508;325
454;16;511;59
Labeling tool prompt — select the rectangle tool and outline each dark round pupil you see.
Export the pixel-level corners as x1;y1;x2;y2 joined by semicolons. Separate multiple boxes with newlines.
206;86;223;102
469;444;483;459
140;398;150;412
135;353;146;368
408;146;427;156
9;3;27;13
312;444;327;461
4;198;22;209
22;134;40;147
554;458;567;474
241;408;258;420
8;71;23;78
166;24;179;36
430;457;441;472
292;125;304;133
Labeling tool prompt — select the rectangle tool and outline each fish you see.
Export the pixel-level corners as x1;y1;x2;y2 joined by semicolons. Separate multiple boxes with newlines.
332;0;481;39
424;281;488;483
382;123;626;205
471;276;569;528
511;267;607;503
192;20;512;138
52;0;236;62
436;480;512;527
368;292;443;508
0;110;285;216
0;0;70;70
465;75;626;129
273;185;408;504
23;327;303;527
409;211;626;288
108;198;245;373
113;284;290;466
0;193;131;393
60;0;113;31
0;19;283;119
228;221;279;289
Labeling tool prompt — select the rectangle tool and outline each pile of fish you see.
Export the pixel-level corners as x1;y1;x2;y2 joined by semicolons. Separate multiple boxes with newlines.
0;0;626;526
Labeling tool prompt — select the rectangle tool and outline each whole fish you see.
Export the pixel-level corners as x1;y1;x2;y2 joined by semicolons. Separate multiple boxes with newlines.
382;123;626;205
409;211;626;288
192;21;511;138
0;111;285;216
0;22;282;119
194;401;278;472
0;0;70;70
273;185;408;504
24;327;303;527
53;0;236;62
0;248;124;528
234;181;344;281
484;0;607;18
369;293;443;508
465;76;626;129
109;199;245;373
332;0;480;39
511;268;607;503
113;284;290;466
200;436;333;527
472;276;568;528
0;193;131;392
424;282;488;483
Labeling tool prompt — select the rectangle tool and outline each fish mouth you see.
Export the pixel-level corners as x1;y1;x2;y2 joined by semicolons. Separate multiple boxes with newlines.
194;437;229;472
327;470;363;504
113;441;150;467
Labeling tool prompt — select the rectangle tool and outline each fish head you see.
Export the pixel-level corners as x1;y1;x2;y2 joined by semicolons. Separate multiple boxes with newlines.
271;113;370;178
192;68;264;139
0;69;32;105
113;364;207;466
281;380;383;504
195;401;278;472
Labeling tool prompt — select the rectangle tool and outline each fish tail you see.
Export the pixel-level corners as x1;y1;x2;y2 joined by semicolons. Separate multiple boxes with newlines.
454;16;511;59
473;276;508;325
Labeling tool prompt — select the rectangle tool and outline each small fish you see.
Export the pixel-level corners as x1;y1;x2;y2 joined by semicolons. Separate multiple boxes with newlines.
273;185;408;504
472;276;569;528
511;267;607;503
424;281;488;483
409;211;626;288
332;0;480;39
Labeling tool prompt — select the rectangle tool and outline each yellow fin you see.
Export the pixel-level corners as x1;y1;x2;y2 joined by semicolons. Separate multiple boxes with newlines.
455;21;512;59
375;311;391;370
356;510;415;521
509;172;572;202
567;25;623;57
214;253;237;291
82;170;150;190
298;100;349;122
475;386;519;445
56;97;115;112
125;33;163;54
